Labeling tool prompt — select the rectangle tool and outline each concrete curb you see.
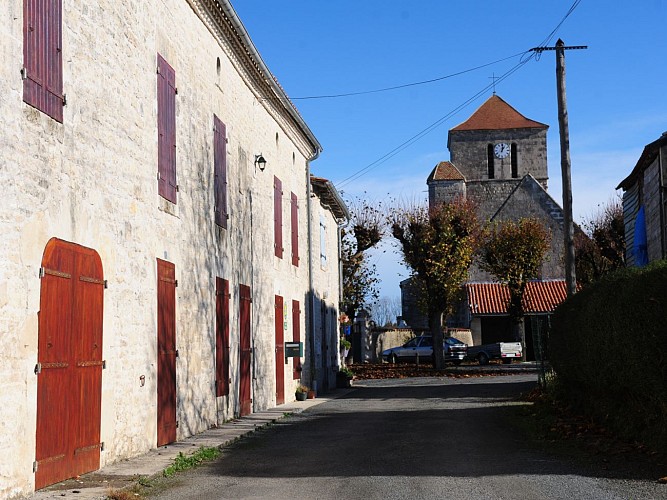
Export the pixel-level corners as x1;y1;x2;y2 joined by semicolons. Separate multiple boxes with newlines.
30;388;355;500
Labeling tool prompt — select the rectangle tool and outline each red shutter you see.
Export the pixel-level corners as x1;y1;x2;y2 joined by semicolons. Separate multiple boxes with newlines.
292;300;301;379
213;115;228;228
239;284;252;416
291;192;299;267
23;0;64;122
157;259;177;446
274;295;285;404
157;54;177;203
215;277;230;397
274;177;283;258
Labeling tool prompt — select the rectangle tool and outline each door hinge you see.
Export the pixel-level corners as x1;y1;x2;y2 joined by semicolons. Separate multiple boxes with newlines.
102;360;107;369
38;267;44;278
20;67;27;80
175;350;179;358
100;442;105;451
104;280;108;289
62;93;67;106
33;461;38;473
175;185;179;193
176;421;179;428
34;363;41;375
174;280;178;287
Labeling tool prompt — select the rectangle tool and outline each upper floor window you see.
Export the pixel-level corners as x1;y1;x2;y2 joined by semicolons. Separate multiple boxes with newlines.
274;176;283;258
157;54;177;203
213;115;228;227
23;0;64;122
320;213;327;269
291;192;299;266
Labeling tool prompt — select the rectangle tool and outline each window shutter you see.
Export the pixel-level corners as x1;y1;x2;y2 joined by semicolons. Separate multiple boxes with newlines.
157;54;177;203
274;176;283;258
215;277;230;397
23;0;64;122
213;115;228;228
292;300;301;379
290;192;299;266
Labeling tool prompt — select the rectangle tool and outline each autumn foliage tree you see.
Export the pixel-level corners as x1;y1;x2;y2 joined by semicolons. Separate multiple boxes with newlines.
479;218;551;357
575;198;625;286
341;196;385;323
390;199;480;369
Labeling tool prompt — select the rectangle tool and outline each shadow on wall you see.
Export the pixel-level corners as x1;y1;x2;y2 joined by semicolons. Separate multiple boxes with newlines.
303;291;341;395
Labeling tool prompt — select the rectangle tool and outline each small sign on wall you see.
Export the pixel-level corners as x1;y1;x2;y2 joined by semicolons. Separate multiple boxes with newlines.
284;341;303;359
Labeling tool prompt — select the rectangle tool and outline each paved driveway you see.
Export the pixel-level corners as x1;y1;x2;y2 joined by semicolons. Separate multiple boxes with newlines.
151;375;665;500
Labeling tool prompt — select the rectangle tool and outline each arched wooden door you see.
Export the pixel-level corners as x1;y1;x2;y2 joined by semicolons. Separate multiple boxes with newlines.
35;238;104;489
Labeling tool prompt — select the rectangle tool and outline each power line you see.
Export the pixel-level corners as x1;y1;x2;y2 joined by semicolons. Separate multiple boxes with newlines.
335;55;533;189
334;0;582;189
289;51;528;100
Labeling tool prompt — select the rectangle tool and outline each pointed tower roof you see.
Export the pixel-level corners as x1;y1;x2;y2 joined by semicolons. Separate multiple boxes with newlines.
451;95;548;132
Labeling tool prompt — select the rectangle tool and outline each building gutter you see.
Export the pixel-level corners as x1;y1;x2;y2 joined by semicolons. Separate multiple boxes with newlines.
217;0;322;157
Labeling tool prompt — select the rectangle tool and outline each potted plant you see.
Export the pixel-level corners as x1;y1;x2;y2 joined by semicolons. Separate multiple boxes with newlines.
336;367;354;388
295;384;308;401
340;337;351;359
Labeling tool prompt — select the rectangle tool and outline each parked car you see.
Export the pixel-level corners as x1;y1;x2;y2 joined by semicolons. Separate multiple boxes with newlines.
466;341;522;365
382;336;467;364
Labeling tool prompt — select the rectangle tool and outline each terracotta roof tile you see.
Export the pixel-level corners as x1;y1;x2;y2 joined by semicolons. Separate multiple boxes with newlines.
451;95;548;131
466;280;568;315
428;161;465;181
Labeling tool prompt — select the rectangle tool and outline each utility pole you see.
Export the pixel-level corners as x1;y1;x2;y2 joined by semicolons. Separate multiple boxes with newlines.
531;39;587;297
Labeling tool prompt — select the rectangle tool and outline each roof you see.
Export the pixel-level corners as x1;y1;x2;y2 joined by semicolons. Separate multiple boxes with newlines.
216;1;322;158
450;95;548;132
466;280;569;315
310;176;350;221
616;132;667;190
427;161;466;182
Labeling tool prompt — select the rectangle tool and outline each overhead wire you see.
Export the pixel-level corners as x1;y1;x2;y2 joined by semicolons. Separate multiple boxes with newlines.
334;0;581;189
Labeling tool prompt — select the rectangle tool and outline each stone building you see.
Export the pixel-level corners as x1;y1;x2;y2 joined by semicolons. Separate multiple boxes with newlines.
616;132;667;266
402;95;569;346
0;0;346;496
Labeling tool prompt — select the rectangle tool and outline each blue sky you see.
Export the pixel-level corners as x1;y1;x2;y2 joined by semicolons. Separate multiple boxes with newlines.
232;0;667;298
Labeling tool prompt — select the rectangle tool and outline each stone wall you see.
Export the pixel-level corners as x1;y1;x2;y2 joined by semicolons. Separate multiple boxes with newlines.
449;128;548;183
0;1;338;496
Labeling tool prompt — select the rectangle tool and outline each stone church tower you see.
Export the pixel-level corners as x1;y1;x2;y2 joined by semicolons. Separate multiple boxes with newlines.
402;94;569;334
427;94;566;281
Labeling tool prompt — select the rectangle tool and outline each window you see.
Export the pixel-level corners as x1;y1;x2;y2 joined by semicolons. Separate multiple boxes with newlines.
320;213;327;268
274;176;283;258
291;192;299;266
487;144;495;179
23;0;64;122
292;300;301;379
215;277;230;397
157;54;177;203
213;115;228;227
511;143;518;178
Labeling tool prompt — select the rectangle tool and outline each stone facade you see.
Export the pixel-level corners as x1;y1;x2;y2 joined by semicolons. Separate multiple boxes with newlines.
0;1;345;496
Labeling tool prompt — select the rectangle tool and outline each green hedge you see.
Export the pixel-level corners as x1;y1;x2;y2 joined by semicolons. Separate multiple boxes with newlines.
550;260;667;451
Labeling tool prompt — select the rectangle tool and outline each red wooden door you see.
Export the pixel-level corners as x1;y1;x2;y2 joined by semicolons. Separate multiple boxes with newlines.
274;295;284;405
239;284;252;416
157;259;177;446
35;239;104;489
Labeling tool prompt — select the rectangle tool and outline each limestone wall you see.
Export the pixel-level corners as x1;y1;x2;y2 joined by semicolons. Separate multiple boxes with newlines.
0;0;336;496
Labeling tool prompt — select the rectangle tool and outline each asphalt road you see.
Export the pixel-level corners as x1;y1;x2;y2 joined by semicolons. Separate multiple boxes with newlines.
149;375;665;500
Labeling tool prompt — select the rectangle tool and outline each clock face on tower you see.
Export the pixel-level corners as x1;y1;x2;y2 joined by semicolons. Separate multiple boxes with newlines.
494;143;510;159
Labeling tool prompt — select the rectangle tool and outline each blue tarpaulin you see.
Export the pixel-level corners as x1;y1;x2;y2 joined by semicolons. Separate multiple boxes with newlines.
633;205;649;267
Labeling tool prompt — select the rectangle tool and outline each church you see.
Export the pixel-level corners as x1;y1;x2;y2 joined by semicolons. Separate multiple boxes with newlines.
400;94;570;356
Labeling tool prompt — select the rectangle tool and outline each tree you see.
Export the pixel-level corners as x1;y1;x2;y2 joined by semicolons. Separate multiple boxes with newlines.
341;196;385;323
390;199;480;369
479;218;551;358
370;296;402;327
575;198;625;286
